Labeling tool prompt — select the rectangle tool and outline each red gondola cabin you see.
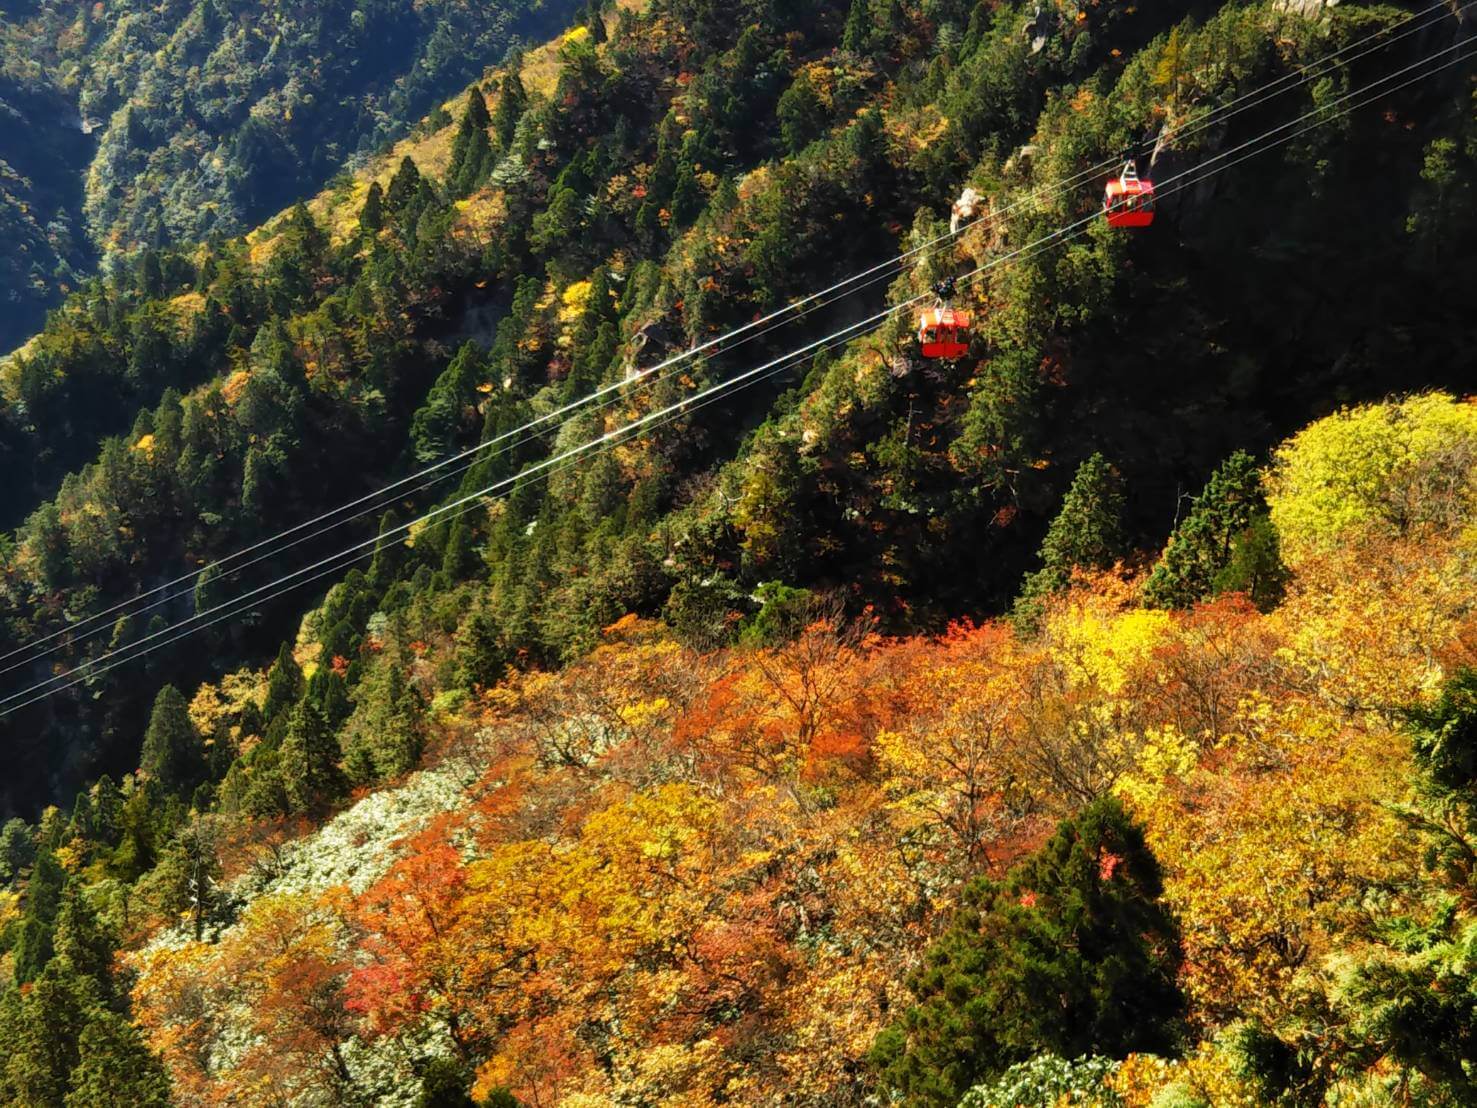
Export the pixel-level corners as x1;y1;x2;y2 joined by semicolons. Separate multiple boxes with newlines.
1103;161;1155;228
917;305;971;360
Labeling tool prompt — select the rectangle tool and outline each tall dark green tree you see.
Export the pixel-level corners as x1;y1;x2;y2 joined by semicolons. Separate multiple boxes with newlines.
777;72;828;155
869;798;1184;1105
386;156;424;214
263;642;305;725
360;181;386;233
139;685;204;797
0;963;95;1103
456;605;506;690
1143;451;1286;610
448;88;495;197
491;71;528;149
52;888;117;997
1013;453;1124;628
0;818;35;883
64;1012;172;1108
278;702;346;813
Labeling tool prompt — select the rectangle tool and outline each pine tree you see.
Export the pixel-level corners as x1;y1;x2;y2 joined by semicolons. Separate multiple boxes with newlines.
386;156;424;214
52;888;117;995
456;606;506;690
139;686;204;798
491;71;528;149
870;798;1184;1104
842;0;870;54
448;89;495;197
263;642;305;725
1143;451;1286;610
0;818;35;883
279;702;345;813
1014;453;1124;629
360;181;385;233
64;1012;172;1107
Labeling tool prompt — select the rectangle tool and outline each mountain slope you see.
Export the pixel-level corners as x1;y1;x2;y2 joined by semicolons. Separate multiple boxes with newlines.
0;0;1474;1103
0;0;583;351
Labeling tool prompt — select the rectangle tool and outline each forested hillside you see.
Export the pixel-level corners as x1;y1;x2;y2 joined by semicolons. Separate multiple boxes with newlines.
0;0;581;351
0;0;1475;1103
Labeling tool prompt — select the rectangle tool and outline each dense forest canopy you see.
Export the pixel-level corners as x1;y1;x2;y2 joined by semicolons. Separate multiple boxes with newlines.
0;0;584;352
0;0;1474;1103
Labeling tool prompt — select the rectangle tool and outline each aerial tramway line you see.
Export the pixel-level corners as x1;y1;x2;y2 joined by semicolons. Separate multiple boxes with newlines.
0;11;1471;717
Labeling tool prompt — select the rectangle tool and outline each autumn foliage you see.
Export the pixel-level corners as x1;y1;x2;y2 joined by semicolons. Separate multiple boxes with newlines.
122;387;1477;1103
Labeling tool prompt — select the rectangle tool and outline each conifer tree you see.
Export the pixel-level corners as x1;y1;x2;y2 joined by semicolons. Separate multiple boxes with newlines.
0;962;95;1103
456;606;506;690
91;778;123;849
386;156;424;214
360;181;385;233
842;0;870;54
151;817;222;942
491;71;528;149
139;686;204;798
448;89;495;197
263;642;305;725
52;888;117;996
1014;453;1124;628
0;818;34;883
1144;451;1286;610
279;702;345;813
870;798;1184;1104
64;1012;172;1107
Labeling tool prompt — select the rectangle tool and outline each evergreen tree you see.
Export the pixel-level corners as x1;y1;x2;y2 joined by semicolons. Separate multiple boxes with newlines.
111;783;162;881
441;517;481;580
263;642;305;725
416;1058;477;1107
842;0;870;53
139;685;204;797
448;89;495;197
386;156;424;214
369;509;409;592
0;963;96;1104
777;72;828;155
1144;451;1286;611
1014;453;1124;629
139;250;165;299
150;817;222;942
91;778;123;849
279;702;345;813
64;1012;172;1107
0;818;35;883
343;661;425;785
411;341;485;462
491;71;528;149
307;666;353;729
360;180;386;233
869;798;1184;1104
52;888;117;996
13;917;55;986
456;605;506;690
193;562;223;615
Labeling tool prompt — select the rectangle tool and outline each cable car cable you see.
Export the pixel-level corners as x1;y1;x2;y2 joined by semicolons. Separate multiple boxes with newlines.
0;23;1465;703
0;0;1458;675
